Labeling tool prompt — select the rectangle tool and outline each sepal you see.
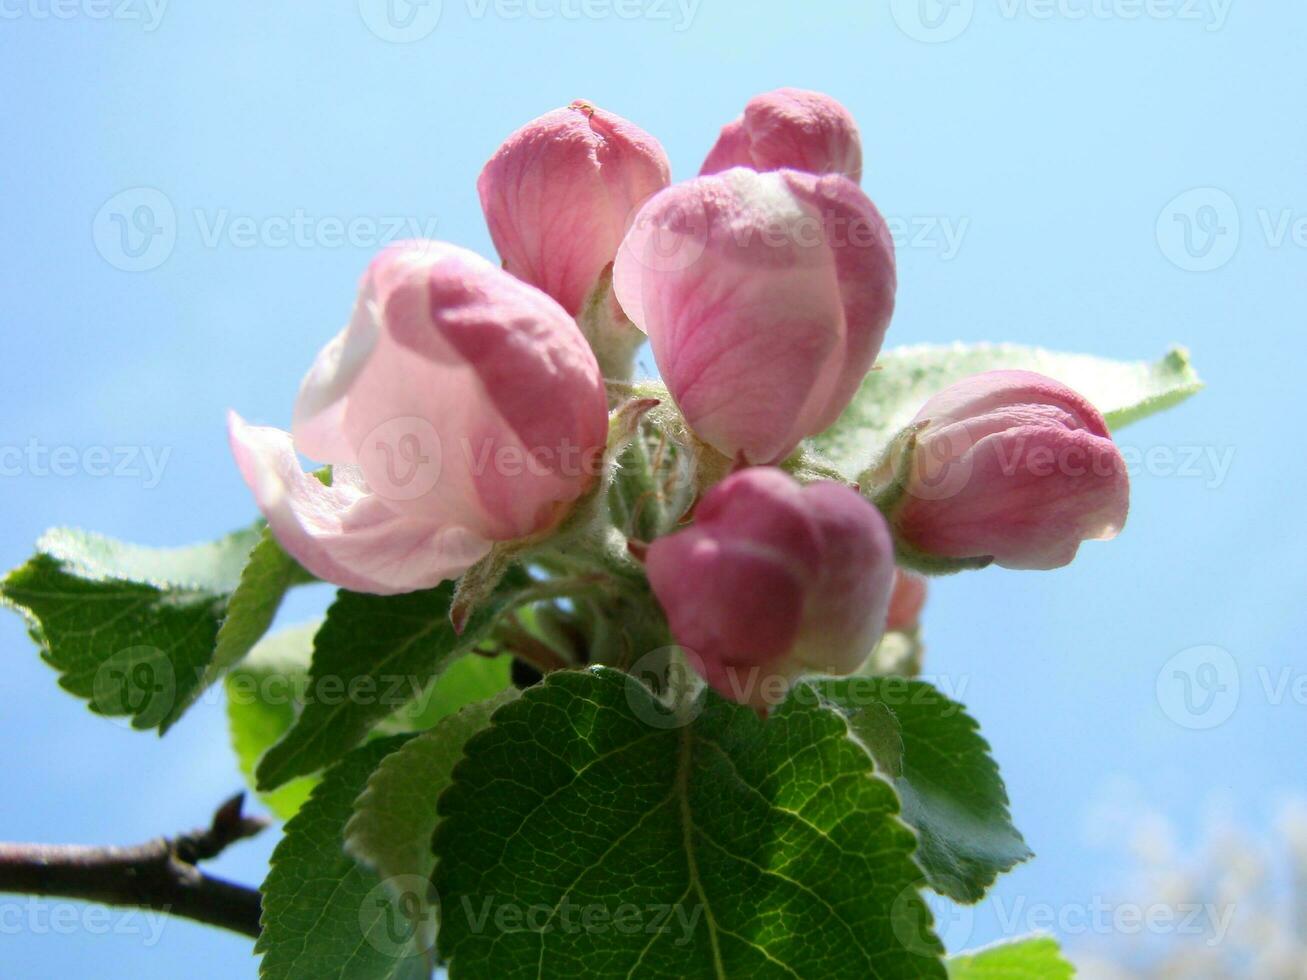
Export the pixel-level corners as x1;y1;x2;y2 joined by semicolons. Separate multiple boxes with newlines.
859;422;993;576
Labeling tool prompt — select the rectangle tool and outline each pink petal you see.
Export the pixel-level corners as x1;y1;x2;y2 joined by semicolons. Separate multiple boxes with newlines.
614;169;895;464
289;241;607;542
229;412;490;595
701;88;863;183
479;101;670;315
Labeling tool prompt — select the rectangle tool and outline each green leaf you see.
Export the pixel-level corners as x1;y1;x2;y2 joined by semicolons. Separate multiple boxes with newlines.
204;528;313;693
843;698;905;777
226;622;322;821
434;667;945;979
810;344;1203;478
228;622;515;821
0;525;279;731
347;688;520;881
257;736;431;980
377;650;514;735
345;690;520;955
946;935;1074;979
256;580;520;792
810;678;1031;904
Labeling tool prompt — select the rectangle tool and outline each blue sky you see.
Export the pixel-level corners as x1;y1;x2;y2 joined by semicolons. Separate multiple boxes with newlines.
1;2;1303;976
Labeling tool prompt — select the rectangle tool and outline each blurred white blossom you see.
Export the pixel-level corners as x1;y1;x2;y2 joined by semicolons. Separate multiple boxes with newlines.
1076;793;1307;979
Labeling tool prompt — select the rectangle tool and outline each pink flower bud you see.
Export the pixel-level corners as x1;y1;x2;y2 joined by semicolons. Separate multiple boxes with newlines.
613;167;896;464
646;468;895;709
229;241;608;595
478;100;671;316
882;370;1130;571
886;570;927;633
700;88;863;183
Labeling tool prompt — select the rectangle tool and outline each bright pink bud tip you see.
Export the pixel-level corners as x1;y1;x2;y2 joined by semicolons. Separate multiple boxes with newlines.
886;570;927;633
614;167;896;465
646;468;896;710
892;370;1130;571
701;88;863;183
229;240;608;595
478;100;671;316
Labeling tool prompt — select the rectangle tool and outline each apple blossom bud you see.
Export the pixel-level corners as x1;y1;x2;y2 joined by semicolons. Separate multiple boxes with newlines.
886;570;927;633
478;100;671;316
701;88;863;182
614;167;896;465
646;468;895;709
868;370;1130;571
229;240;608;595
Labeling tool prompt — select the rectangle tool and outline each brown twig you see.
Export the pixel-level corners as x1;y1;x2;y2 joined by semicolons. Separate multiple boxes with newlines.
0;793;268;939
497;613;575;673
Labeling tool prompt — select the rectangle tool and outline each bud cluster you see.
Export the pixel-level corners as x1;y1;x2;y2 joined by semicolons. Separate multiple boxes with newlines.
229;89;1131;706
